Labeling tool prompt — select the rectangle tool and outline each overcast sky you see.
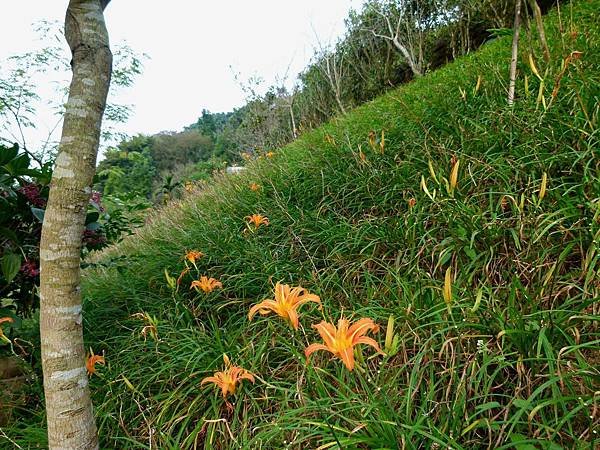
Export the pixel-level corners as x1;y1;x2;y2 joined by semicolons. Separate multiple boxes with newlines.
1;0;364;151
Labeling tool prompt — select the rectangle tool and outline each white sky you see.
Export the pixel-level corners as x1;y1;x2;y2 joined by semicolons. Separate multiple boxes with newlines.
0;0;364;152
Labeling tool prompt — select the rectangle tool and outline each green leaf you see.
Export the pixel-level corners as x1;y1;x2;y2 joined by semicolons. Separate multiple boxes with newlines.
463;246;477;261
4;153;31;176
509;433;539;450
31;207;45;223
474;401;501;413
0;144;19;166
85;211;100;224
1;253;22;284
513;398;532;410
0;227;19;244
86;221;101;231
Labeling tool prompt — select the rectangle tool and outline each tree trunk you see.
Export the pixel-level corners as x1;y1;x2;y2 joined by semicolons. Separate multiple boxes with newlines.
392;38;422;77
39;1;112;448
508;0;522;106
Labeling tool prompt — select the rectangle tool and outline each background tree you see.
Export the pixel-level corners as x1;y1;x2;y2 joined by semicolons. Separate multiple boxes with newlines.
39;0;112;448
363;0;427;77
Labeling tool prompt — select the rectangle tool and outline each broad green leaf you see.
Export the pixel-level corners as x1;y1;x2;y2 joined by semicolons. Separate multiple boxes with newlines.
0;227;19;244
1;253;22;284
31;207;45;222
509;433;539;450
4;153;31;176
86;221;101;231
0;144;19;166
85;211;100;224
474;401;501;413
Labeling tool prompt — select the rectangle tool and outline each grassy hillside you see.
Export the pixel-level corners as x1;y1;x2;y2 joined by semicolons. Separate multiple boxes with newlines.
6;1;600;448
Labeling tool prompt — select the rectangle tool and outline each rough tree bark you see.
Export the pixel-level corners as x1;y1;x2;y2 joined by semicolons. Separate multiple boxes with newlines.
39;0;112;448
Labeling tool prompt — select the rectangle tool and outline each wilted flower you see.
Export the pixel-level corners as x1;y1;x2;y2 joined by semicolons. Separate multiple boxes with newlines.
325;134;336;145
177;267;190;286
248;282;321;330
368;130;376;149
131;312;159;341
358;147;367;163
570;50;583;60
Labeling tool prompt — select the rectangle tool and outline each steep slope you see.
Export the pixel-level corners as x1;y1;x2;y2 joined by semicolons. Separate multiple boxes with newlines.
9;1;600;448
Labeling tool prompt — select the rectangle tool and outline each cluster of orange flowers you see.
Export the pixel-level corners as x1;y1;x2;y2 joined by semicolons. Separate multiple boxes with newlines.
248;282;382;372
240;150;275;161
173;243;383;398
87;213;383;397
201;280;383;399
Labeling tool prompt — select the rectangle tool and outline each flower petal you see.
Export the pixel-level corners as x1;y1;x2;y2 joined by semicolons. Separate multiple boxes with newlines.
0;317;14;326
338;346;355;371
201;375;220;386
248;300;278;321
238;371;255;383
348;318;379;343
293;293;321;308
312;321;338;349
354;336;383;354
287;308;300;330
304;343;331;359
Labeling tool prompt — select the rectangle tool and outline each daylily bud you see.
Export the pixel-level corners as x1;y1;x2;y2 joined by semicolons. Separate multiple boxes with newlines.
443;267;453;306
539;172;548;200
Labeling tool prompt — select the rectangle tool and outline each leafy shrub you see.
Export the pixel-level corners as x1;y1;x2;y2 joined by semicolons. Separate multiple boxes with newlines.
0;143;149;321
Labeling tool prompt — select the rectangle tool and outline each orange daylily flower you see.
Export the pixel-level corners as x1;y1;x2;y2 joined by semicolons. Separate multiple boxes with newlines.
245;214;269;229
248;282;321;330
305;317;383;371
86;348;105;376
191;276;223;293
185;250;204;266
0;317;14;341
201;355;255;398
249;182;261;192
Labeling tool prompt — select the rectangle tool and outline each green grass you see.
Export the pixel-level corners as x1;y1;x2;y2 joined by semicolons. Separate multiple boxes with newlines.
3;1;600;448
